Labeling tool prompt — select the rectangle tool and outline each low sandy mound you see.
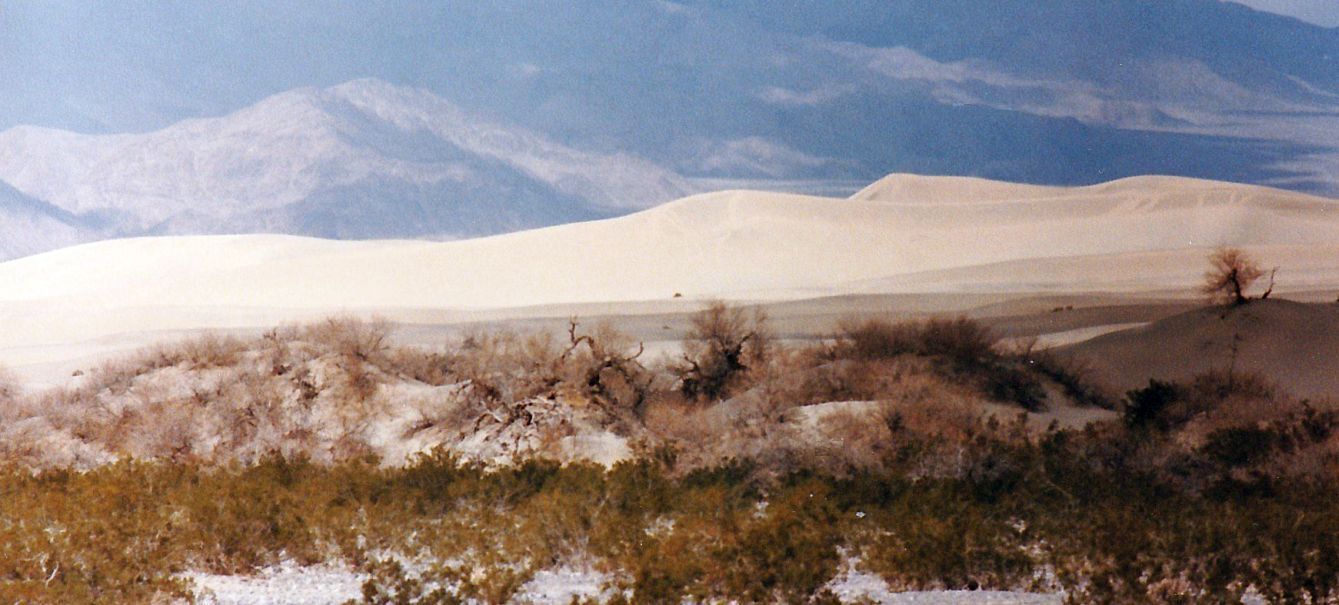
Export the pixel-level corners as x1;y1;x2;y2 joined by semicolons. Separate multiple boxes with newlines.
851;244;1339;294
1061;299;1339;401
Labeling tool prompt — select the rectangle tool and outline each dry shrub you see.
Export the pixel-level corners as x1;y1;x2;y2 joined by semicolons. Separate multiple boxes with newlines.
673;301;770;402
383;346;452;386
140;331;248;370
1200;246;1266;306
768;354;954;408
302;317;392;403
556;320;652;412
832;316;997;367
1130;369;1279;433
639;390;793;476
884;392;983;444
646;355;990;477
0;317;422;467
761;353;985;428
828;317;1047;410
1116;368;1339;487
0;417;110;468
301;316;391;364
447;329;560;405
809;404;898;472
1184;368;1276;407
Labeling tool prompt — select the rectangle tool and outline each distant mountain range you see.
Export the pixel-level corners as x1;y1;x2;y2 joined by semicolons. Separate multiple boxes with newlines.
0;80;694;256
1;1;1337;259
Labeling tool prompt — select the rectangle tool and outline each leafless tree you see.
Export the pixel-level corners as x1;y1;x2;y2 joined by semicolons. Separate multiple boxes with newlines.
1200;247;1266;306
561;319;650;411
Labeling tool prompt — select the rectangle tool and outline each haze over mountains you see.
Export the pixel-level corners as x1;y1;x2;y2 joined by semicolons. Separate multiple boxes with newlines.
0;79;694;257
0;2;1336;271
3;1;1339;217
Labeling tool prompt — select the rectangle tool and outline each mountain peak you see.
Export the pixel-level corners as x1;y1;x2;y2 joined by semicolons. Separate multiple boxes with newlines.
0;80;695;259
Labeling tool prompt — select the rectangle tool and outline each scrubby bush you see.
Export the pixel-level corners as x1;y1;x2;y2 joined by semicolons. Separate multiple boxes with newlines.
445;329;560;405
558;320;653;412
1123;379;1180;429
829;317;1045;410
833;317;996;366
673;301;770;401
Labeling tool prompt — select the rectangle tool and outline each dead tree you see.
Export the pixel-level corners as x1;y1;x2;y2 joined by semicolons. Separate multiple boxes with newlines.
1200;247;1265;306
561;319;650;410
1261;267;1278;300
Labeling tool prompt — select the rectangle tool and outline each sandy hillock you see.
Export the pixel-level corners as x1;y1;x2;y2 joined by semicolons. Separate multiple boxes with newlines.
1062;298;1339;401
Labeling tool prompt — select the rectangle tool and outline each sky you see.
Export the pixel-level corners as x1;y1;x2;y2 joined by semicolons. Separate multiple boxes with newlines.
1;1;1337;195
1229;0;1339;26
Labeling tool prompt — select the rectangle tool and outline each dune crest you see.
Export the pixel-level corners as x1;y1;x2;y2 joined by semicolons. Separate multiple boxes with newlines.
0;173;1337;375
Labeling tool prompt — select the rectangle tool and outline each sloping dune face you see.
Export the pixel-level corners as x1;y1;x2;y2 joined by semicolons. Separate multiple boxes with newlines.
1;174;1338;351
1062;299;1339;401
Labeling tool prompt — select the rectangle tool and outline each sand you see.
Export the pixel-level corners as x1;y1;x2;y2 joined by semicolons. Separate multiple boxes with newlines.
1063;298;1339;401
2;173;1338;390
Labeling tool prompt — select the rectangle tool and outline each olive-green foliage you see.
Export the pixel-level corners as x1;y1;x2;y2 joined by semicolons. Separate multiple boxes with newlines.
2;425;1338;604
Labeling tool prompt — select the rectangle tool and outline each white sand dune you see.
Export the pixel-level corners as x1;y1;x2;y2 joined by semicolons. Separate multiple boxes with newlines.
2;174;1338;378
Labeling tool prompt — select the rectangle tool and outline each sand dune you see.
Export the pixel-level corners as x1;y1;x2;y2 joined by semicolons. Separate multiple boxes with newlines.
1062;299;1339;401
851;244;1339;295
2;174;1338;381
3;174;1336;306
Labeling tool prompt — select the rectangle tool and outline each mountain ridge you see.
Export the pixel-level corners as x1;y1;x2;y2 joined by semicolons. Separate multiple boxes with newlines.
0;79;695;258
5;2;1338;195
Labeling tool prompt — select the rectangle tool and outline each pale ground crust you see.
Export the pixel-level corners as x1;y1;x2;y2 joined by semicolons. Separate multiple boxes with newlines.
186;561;1067;605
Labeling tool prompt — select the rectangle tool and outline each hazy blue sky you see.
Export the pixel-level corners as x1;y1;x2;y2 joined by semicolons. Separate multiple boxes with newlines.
2;1;1335;134
1229;0;1339;26
3;1;1337;194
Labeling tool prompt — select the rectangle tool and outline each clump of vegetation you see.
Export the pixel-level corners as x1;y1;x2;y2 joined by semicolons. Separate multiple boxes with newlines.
1;425;1337;604
827;317;1047;410
1;303;1337;603
1201;247;1275;306
1123;378;1181;430
672;301;770;402
558;319;654;413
